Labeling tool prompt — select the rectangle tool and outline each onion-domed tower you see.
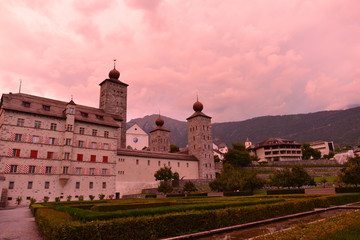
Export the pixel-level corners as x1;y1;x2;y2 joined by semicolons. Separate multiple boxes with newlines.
99;60;128;149
149;115;171;152
187;98;215;179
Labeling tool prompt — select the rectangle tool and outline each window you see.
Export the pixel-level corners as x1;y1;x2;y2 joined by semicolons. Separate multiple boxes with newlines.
75;182;80;189
187;163;189;167
92;129;97;136
63;166;69;174
29;165;35;173
49;137;55;145
91;142;96;149
178;162;180;167
96;115;104;120
168;161;170;166
30;150;38;158
158;161;161;166
32;136;39;143
136;159;139;165
65;138;71;145
23;101;30;107
27;181;33;189
80;112;88;117
50;123;57;131
42;105;50;111
102;169;107;175
64;152;70;160
148;160;150;166
90;155;96;162
76;167;81;175
90;168;95;175
17;118;24;126
15;134;22;141
34;121;41;128
78;141;84;147
47;152;54;159
66;124;73;131
89;182;93;189
8;181;14;189
69;108;75;114
103;156;108;163
10;165;17;173
102;182;106;189
12;149;20;157
104;131;109;138
104;143;109;150
79;127;85;134
45;181;50;189
77;154;83;161
45;166;52;174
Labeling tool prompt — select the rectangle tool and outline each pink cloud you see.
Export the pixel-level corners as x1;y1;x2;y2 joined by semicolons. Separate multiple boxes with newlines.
1;1;360;123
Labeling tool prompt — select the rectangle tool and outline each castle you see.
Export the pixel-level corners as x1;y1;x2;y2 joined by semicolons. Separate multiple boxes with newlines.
0;64;215;206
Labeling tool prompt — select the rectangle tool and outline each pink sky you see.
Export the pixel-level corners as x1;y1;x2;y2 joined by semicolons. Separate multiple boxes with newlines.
1;0;360;123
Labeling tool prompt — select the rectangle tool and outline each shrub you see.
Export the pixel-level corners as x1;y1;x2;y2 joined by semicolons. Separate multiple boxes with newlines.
183;181;197;194
55;197;61;202
66;195;72;201
89;195;95;200
78;195;84;201
16;196;22;205
224;191;253;196
145;194;157;198
167;193;185;198
98;194;105;200
267;189;305;195
335;187;360;193
29;197;36;208
43;196;50;203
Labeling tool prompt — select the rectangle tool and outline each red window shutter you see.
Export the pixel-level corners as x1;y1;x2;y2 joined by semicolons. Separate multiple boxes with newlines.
77;154;83;161
103;156;108;163
16;149;21;157
47;152;51;159
90;155;96;162
30;150;38;158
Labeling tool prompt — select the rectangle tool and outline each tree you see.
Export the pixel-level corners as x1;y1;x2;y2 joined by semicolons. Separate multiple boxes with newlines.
170;144;180;153
302;143;321;160
154;166;179;194
338;156;360;186
269;166;315;188
323;151;335;159
214;155;221;163
183;181;197;194
209;165;264;192
223;143;252;167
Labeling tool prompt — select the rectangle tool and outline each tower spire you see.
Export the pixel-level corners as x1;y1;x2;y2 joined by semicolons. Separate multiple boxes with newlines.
113;59;117;69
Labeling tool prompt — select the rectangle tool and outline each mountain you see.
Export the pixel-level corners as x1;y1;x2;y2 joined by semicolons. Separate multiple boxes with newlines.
127;107;360;148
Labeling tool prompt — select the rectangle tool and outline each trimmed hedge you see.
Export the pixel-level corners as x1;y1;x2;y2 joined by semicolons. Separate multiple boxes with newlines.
35;199;317;240
224;191;253;196
145;194;156;198
267;189;305;195
51;198;285;221
335;187;360;193
166;193;186;198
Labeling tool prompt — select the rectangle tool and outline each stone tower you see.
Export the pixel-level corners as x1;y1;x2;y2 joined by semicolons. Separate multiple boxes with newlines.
187;99;215;179
149;116;170;152
99;62;128;148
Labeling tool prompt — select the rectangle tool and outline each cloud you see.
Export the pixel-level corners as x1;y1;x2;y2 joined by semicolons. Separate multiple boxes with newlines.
1;0;360;123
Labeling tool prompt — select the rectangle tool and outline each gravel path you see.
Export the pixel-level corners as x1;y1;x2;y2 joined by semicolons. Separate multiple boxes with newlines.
0;207;43;240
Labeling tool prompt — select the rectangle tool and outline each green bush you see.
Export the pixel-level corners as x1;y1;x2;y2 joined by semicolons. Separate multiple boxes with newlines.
145;194;157;198
224;191;253;196
166;193;185;198
267;189;305;195
335;187;360;193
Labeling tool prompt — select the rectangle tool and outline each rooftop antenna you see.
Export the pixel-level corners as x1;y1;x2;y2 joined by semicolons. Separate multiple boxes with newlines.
19;79;22;93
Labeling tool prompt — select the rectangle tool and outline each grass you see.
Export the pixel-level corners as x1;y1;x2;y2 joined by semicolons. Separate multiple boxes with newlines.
314;176;338;183
255;210;360;240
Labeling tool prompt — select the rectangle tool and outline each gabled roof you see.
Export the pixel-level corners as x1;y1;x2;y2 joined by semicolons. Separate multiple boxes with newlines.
1;93;121;128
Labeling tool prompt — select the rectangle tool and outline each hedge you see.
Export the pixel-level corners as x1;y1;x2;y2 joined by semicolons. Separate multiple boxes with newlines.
50;198;285;221
224;191;253;196
267;189;305;195
35;194;360;240
335;187;360;193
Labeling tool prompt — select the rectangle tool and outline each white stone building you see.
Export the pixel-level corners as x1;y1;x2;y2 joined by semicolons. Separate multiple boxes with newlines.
309;140;335;157
0;65;216;206
249;138;302;162
126;124;149;150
